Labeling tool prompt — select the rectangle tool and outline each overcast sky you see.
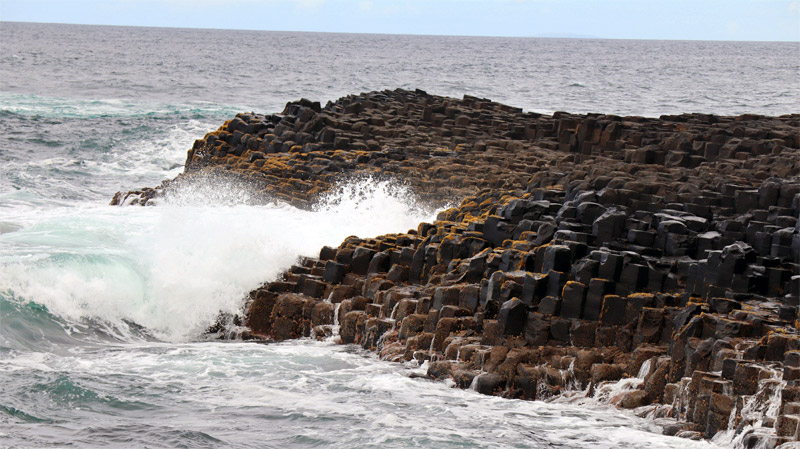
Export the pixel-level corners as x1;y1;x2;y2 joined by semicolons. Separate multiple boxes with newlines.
1;0;798;41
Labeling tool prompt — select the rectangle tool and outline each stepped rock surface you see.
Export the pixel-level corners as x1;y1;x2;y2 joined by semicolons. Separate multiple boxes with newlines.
116;89;800;445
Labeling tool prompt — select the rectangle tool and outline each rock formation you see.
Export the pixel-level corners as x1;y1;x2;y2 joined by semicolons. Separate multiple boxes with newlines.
115;89;800;446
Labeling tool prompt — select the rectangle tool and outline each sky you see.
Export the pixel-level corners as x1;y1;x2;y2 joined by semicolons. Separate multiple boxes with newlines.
0;0;799;41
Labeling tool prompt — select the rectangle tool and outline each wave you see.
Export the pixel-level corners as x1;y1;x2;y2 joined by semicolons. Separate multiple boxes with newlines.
0;114;214;207
0;404;51;424
0;290;153;353
0;336;709;448
0;92;247;120
0;176;440;345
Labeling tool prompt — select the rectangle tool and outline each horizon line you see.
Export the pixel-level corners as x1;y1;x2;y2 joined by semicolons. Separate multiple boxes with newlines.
3;20;798;44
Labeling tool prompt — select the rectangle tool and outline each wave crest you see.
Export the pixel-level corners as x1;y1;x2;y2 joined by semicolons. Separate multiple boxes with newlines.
0;176;440;344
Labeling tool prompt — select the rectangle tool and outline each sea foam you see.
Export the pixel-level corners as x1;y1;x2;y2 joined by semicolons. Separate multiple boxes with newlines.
0;176;439;342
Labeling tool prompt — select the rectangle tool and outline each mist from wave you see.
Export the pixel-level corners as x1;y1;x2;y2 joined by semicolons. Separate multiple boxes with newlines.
0;176;439;344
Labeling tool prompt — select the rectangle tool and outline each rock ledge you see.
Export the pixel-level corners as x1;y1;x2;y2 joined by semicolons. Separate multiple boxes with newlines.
119;89;800;446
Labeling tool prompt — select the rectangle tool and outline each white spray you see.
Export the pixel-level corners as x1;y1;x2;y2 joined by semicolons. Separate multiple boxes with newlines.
0;175;438;342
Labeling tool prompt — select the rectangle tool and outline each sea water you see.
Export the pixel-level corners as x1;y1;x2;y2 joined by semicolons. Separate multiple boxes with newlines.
2;22;798;448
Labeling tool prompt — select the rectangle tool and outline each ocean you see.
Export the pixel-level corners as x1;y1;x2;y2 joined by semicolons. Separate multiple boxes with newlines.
1;21;797;448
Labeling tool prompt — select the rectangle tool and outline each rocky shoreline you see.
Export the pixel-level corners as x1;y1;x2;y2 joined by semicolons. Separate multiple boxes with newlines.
115;89;800;446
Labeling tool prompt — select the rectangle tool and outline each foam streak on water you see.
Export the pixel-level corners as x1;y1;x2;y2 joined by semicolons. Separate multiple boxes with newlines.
1;339;717;449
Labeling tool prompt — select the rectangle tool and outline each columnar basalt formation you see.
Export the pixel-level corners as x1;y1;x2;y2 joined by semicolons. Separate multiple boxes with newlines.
117;90;800;445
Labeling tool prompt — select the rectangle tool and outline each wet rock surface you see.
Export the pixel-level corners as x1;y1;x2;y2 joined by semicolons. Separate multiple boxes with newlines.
119;89;800;445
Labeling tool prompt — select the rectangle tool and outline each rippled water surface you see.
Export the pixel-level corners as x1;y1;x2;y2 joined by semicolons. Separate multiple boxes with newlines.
2;21;795;448
2;22;798;117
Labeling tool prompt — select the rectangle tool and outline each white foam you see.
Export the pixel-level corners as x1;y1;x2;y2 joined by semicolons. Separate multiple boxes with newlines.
0;336;728;449
0;176;437;342
0;118;216;212
106;120;211;181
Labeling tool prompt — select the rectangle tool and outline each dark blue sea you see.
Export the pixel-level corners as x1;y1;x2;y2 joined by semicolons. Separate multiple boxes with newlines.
1;21;798;448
